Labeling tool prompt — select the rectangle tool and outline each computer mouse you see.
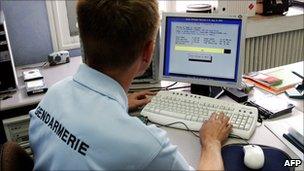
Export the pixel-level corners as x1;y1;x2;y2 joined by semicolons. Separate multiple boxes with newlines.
243;145;265;170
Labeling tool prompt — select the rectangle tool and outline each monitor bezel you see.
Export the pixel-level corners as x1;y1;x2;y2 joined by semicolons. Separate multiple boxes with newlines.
159;12;247;88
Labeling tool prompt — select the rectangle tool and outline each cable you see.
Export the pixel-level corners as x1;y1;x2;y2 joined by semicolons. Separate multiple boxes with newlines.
166;85;191;91
228;135;250;144
20;61;48;70
129;82;179;93
148;120;200;138
165;82;178;90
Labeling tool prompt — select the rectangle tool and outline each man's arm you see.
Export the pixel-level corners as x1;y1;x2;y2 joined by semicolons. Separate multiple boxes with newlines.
198;112;232;170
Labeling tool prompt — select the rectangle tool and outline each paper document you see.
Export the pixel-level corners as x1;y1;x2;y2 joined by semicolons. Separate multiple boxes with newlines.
265;111;304;160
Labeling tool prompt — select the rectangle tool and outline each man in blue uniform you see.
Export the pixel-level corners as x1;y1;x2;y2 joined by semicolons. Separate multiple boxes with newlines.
29;0;232;170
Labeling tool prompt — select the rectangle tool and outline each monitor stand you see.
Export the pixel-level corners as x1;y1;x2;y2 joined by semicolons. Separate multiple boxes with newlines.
190;84;225;99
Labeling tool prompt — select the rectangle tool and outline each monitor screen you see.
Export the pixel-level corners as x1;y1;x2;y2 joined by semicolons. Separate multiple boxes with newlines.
160;13;245;88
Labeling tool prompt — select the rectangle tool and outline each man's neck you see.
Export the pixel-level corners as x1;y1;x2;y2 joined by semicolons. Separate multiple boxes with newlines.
102;68;136;93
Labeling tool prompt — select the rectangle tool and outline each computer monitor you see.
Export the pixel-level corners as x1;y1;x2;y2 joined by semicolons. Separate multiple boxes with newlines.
81;32;160;84
160;13;246;96
133;31;160;83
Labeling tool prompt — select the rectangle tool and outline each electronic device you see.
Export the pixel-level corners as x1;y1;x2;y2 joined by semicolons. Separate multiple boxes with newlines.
285;71;304;99
243;145;265;169
141;91;258;139
186;4;212;13
81;32;160;84
224;88;249;103
160;12;246;97
25;79;48;96
246;97;295;119
133;31;160;83
48;50;70;66
2;115;32;155
22;69;43;82
286;88;304;99
0;12;18;94
214;0;256;16
256;0;289;15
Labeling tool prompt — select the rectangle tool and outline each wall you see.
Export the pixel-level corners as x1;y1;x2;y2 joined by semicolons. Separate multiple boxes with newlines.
1;1;81;66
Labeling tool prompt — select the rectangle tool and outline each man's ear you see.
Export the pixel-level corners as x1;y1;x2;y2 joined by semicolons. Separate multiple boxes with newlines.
135;40;155;77
142;40;155;64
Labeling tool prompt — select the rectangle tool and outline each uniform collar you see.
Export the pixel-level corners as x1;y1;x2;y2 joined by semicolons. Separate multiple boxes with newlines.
73;64;128;110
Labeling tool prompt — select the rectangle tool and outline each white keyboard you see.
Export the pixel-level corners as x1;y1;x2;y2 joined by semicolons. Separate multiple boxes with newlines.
141;91;258;139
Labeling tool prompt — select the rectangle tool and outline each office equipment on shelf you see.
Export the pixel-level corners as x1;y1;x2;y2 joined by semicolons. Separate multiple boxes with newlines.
160;12;246;98
246;96;295;119
265;112;304;160
48;51;70;66
244;68;303;95
22;69;43;82
215;0;257;16
25;79;48;96
0;11;18;94
22;69;48;96
141;91;258;140
2;115;32;155
186;4;212;13
256;0;289;15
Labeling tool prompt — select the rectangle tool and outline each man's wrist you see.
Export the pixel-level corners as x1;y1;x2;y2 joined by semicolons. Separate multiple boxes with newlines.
201;139;221;152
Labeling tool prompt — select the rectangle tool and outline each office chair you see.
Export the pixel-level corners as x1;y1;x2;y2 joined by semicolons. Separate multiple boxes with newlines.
0;141;33;171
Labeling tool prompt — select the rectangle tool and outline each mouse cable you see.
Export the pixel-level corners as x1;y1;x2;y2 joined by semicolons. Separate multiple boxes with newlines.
148;120;200;138
228;135;250;145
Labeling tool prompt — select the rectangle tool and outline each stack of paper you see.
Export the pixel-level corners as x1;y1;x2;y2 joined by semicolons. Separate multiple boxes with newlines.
265;112;304;160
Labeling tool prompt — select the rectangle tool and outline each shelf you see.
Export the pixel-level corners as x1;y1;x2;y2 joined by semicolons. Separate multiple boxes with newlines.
246;6;304;38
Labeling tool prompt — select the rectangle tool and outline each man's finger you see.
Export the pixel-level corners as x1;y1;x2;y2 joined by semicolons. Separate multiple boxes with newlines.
134;98;151;107
135;91;155;96
210;113;217;121
218;112;225;120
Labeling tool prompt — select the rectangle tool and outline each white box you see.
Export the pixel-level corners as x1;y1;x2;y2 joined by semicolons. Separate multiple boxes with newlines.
214;0;257;16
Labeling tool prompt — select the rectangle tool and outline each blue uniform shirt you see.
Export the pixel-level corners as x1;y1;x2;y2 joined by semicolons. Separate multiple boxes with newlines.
29;64;192;170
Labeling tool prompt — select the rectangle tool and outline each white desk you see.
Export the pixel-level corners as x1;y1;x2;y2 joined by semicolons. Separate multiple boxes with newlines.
163;99;303;170
162;62;304;170
1;57;303;170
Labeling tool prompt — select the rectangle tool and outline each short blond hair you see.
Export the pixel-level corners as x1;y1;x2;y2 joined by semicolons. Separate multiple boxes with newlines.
77;0;160;70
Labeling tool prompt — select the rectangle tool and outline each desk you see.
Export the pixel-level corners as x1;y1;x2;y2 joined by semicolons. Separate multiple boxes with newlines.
0;57;303;170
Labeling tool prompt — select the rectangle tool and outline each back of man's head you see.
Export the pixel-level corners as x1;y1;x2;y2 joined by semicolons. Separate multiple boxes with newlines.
77;0;160;71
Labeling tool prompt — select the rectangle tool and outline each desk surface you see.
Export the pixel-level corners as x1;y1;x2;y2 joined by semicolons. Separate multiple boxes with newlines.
0;57;82;112
1;57;303;169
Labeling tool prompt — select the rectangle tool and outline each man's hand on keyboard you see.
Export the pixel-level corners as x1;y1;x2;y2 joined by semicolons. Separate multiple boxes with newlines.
128;91;155;111
199;112;232;147
198;112;232;170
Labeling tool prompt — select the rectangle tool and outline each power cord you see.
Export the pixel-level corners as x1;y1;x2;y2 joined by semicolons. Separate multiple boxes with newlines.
148;120;200;138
